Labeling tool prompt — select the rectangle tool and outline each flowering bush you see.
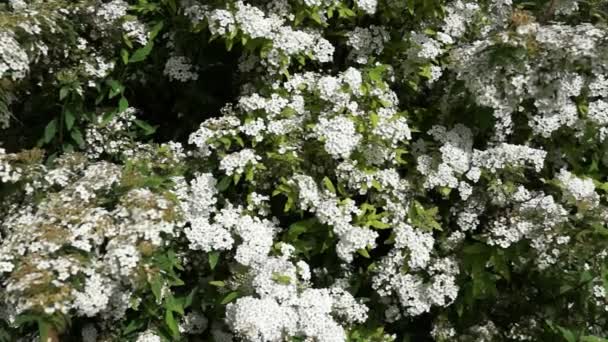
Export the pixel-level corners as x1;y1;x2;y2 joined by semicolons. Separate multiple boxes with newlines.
2;0;608;341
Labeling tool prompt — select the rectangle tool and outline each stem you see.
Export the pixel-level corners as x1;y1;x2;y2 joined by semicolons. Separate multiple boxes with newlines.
541;0;558;23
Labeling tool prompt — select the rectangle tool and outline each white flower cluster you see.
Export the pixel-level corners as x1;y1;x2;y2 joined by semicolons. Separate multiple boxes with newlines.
219;148;261;176
0;31;29;81
226;252;367;342
346;26;389;64
83;56;116;87
0;151;186;321
0;148;23;183
373;247;460;317
291;174;378;262
164;55;199;82
122;20;149;46
200;1;335;71
556;169;600;207
355;0;377;15
314;117;361;159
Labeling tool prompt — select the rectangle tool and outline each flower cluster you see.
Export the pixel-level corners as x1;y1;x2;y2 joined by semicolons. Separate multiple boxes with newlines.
2;0;608;341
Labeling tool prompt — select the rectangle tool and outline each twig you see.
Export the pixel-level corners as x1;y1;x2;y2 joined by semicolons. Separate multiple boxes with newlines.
540;0;558;23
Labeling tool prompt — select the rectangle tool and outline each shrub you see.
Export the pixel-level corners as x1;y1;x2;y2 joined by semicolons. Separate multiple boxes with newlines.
1;0;608;341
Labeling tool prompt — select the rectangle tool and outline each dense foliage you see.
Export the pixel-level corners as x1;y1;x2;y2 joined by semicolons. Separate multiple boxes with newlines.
2;0;608;341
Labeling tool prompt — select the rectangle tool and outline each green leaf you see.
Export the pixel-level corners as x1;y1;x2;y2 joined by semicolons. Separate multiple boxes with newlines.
209;280;225;287
581;336;608;342
43;118;58;144
149;21;164;40
271;273;292;285
409;201;443;231
217;176;231;192
134;119;157;135
220;291;239;304
120;49;129;65
208;251;220;270
38;319;52;342
184;288;196;309
150;275;163;301
107;79;123;99
357;248;370;258
368;220;391;229
164;293;185;315
64;109;75;131
129;41;155;63
122;318;146;335
287;218;318;241
70;128;85;148
165;310;180;338
59;86;70;100
322;176;336;194
118;96;129;113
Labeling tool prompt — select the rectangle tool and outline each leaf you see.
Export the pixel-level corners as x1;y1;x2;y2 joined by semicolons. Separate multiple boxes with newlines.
64;109;75;131
43;118;58;144
59;86;70;100
107;79;123;99
165;310;180;338
149;21;164;40
150;275;163;301
581;336;608;342
129;41;155;63
70;128;85;148
120;49;129;65
322;176;336;194
217;176;231;192
38;319;52;342
220;291;239;304
556;326;576;342
208;251;220;270
118;96;129;113
134;119;157;135
184;288;196;309
357;248;370;258
122;318;145;336
271;273;292;285
287;218;318;241
209;280;225;287
368;220;391;229
164;293;185;315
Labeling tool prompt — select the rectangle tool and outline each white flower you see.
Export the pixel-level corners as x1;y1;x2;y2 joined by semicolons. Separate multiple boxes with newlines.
219;149;261;176
355;0;377;15
556;169;599;207
314;117;361;159
0;32;29;81
164;56;198;82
